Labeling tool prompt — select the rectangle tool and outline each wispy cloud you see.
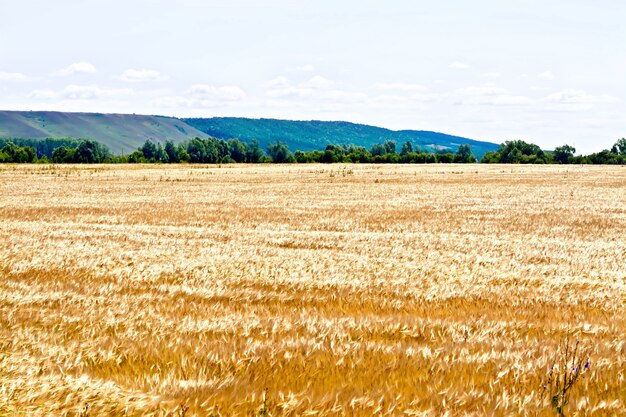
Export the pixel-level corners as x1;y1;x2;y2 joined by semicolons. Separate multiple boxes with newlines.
190;84;247;101
265;75;335;99
0;71;30;82
452;85;533;106
296;64;315;72
52;62;97;77
120;69;169;83
301;75;334;90
541;89;619;111
449;61;469;70
29;85;133;100
152;84;247;108
538;71;555;79
372;83;430;92
28;88;56;99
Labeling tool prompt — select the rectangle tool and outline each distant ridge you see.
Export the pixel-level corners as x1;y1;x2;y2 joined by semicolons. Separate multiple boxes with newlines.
0;111;207;154
183;117;499;159
0;111;499;158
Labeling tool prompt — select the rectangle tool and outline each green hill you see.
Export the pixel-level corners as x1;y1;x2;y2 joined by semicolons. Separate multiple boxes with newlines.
183;117;499;159
0;111;207;154
0;111;499;158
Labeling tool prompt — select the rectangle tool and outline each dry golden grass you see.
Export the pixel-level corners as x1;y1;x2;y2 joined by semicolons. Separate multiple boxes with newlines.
1;163;625;416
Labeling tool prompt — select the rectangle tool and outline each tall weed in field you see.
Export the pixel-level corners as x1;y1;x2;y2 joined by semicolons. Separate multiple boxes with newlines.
541;337;591;415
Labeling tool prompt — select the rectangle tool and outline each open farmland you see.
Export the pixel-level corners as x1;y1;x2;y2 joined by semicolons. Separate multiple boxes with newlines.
1;164;625;416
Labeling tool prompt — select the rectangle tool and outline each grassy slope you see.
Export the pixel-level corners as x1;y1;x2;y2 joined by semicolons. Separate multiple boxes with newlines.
183;117;500;159
0;111;207;154
0;111;500;158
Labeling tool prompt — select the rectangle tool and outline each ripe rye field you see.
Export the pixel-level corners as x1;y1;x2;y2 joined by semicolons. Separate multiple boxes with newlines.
1;164;625;416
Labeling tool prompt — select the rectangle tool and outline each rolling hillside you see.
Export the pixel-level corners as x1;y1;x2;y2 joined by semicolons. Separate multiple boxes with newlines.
0;111;499;158
183;117;499;159
0;111;207;154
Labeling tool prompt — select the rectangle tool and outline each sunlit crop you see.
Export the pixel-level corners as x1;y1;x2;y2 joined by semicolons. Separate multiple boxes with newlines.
1;163;625;416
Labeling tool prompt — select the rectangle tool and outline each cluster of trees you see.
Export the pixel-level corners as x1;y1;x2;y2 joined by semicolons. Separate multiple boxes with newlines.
0;139;111;163
0;141;37;163
51;140;111;163
122;138;476;164
292;141;476;164
481;139;626;165
1;136;625;165
0;138;82;159
481;140;552;164
127;138;269;163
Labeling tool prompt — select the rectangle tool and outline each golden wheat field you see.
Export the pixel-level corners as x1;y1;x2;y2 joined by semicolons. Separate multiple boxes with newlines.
1;163;625;416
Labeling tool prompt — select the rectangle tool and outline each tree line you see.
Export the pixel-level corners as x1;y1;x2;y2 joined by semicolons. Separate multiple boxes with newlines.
1;136;626;165
480;139;626;165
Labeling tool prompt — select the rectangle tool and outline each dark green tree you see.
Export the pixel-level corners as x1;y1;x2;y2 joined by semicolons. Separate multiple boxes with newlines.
400;141;413;155
164;140;179;163
186;138;207;163
371;143;386;156
495;140;548;164
454;144;476;163
0;142;36;162
267;141;294;163
437;152;455;163
156;142;168;162
228;138;247;163
127;150;146;163
611;138;626;155
383;140;397;154
51;146;76;163
178;144;190;162
141;139;158;160
74;139;109;163
554;144;576;164
246;139;265;163
480;151;501;163
217;139;230;161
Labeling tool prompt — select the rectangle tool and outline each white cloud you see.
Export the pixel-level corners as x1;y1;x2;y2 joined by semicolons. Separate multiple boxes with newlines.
52;62;97;77
319;89;368;104
301;75;334;89
0;71;29;82
483;72;501;78
372;83;429;92
264;76;435;112
449;61;469;70
190;84;247;101
296;64;315;72
152;96;194;108
543;89;616;104
370;94;428;110
538;71;555;79
28;88;56;99
453;85;533;106
264;75;334;99
120;69;169;82
151;84;247;109
62;85;102;100
31;85;134;100
263;76;291;89
266;86;313;99
541;89;618;111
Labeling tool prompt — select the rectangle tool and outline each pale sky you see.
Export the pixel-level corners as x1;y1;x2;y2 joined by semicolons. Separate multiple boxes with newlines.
1;0;624;153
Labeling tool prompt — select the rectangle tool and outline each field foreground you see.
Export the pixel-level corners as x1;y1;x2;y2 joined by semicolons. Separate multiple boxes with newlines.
1;164;625;416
